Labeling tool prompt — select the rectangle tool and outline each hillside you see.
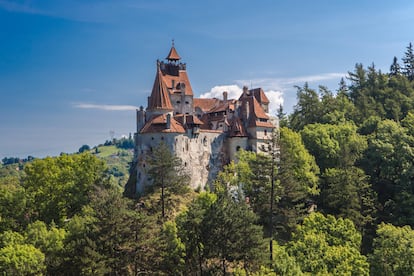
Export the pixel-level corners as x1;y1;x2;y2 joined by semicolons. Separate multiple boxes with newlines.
93;145;133;187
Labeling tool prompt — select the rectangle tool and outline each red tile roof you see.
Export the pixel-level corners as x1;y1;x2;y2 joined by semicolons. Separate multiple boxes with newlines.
251;96;269;120
228;117;248;137
140;114;185;134
249;120;275;128
250;88;270;104
194;98;220;111
148;70;174;111
161;70;193;96
166;46;181;61
174;114;204;125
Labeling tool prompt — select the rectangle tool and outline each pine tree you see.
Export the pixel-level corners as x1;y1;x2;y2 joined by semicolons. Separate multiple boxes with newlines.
402;42;414;81
389;56;401;76
147;142;189;219
276;104;288;127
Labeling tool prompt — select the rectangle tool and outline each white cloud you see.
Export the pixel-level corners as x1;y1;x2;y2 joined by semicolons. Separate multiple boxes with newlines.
266;90;284;115
200;85;243;100
73;103;139;111
199;85;283;115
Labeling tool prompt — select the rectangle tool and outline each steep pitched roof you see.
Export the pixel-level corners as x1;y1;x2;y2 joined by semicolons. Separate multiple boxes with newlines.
250;88;270;104
248;97;274;128
148;70;174;111
140;114;185;134
251;96;269;120
166;46;181;61
228;117;248;137
161;70;193;96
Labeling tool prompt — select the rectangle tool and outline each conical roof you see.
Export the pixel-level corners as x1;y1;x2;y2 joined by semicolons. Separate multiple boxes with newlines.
148;69;173;111
166;46;181;61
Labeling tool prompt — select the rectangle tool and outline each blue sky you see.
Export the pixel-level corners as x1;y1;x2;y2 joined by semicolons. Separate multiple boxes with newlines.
1;0;413;159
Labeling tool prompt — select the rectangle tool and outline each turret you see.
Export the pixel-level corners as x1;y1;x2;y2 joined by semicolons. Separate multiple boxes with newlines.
136;106;146;132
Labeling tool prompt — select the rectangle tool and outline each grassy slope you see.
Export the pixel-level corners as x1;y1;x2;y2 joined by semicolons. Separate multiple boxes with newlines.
93;145;133;188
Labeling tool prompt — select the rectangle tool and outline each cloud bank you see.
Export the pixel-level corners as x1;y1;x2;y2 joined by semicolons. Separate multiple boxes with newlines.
73;103;139;111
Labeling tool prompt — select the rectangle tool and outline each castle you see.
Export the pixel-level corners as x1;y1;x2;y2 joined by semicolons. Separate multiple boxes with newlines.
129;44;276;194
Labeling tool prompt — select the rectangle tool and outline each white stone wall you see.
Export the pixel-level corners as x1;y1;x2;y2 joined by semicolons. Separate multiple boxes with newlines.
227;137;249;161
174;131;224;189
135;131;225;193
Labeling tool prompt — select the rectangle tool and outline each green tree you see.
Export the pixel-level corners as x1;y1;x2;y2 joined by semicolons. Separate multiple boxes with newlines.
24;221;66;275
78;144;91;153
62;207;107;275
157;221;186;275
402;42;414;81
276;104;288;127
202;194;266;274
287;212;369;275
321;167;377;253
23;153;108;225
177;192;217;275
235;150;278;231
319;82;357;124
147;142;190;219
275;127;319;241
370;223;414;276
87;185;136;274
270;241;303;275
178;191;266;274
0;176;26;232
301;122;367;172
347;63;388;123
289;83;322;131
361;119;414;226
62;185;143;275
0;243;46;275
390;56;401;76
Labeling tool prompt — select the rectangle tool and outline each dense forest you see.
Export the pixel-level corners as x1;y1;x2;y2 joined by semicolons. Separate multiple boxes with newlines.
2;43;414;275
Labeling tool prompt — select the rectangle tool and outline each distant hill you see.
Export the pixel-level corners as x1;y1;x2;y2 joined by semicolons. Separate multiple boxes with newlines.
92;145;133;187
0;139;134;188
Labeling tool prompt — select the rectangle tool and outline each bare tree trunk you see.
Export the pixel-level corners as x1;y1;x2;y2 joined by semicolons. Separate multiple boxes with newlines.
161;177;165;218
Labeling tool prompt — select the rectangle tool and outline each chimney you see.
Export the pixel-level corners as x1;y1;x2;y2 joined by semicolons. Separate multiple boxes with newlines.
245;100;250;121
166;114;171;129
243;86;248;96
223;91;228;101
